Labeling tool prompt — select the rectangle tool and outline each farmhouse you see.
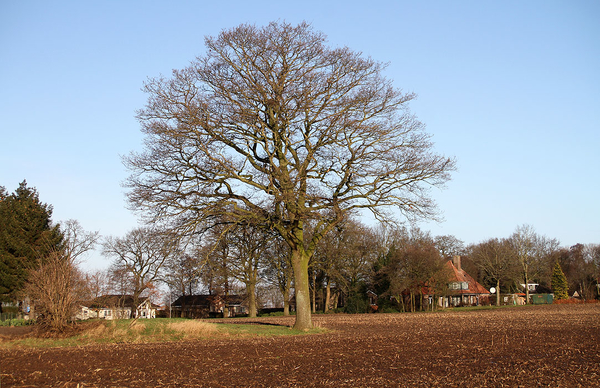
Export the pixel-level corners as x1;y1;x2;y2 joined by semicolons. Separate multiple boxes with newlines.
440;256;491;307
89;295;158;320
74;305;98;320
171;294;248;318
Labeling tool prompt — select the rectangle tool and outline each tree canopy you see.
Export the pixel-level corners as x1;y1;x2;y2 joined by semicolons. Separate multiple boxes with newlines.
0;181;63;299
125;21;455;329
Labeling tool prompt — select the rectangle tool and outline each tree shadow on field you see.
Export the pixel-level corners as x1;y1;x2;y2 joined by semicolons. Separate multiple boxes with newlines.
215;320;291;328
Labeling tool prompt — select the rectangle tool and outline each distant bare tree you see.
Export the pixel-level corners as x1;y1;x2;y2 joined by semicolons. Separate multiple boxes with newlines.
164;251;203;299
62;219;100;262
434;235;464;259
102;227;175;315
263;236;294;315
228;222;274;317
124;21;455;329
386;236;446;312
533;235;562;287
470;238;517;306
509;224;538;303
561;243;598;300
585;244;600;299
85;269;110;300
200;224;235;317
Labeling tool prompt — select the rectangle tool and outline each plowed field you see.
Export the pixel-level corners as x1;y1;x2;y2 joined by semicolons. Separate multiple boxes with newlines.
2;304;599;387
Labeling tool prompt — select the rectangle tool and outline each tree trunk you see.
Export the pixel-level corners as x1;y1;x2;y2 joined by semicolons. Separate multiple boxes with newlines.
524;269;530;304
324;278;331;313
247;281;257;318
223;304;229;318
311;271;317;313
496;279;501;306
283;287;290;316
291;249;312;330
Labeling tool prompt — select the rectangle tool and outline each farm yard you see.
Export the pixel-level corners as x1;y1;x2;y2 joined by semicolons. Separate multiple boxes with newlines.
2;304;599;387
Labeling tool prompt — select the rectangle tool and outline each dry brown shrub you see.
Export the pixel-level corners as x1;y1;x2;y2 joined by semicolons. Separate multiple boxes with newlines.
112;328;127;338
168;320;218;337
130;322;146;333
84;322;107;338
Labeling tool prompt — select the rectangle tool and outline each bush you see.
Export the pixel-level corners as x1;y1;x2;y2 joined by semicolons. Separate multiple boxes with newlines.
379;307;401;314
0;318;35;327
344;293;369;314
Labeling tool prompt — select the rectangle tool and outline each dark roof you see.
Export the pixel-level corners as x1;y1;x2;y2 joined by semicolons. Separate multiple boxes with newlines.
89;295;149;309
171;295;215;307
171;294;246;307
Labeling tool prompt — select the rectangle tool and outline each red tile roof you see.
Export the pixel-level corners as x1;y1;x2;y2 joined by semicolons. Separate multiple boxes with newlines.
446;260;490;295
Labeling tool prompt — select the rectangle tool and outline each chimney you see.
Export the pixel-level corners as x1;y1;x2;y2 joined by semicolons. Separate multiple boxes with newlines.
452;255;462;271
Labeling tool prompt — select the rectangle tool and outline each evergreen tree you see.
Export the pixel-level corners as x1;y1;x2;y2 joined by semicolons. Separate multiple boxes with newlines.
0;181;63;299
551;261;569;300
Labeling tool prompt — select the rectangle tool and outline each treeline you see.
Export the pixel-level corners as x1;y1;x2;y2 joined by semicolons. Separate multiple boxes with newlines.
2;181;599;330
84;216;600;316
0;181;99;331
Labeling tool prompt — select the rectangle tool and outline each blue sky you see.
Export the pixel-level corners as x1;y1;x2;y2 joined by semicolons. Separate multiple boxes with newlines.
1;1;598;271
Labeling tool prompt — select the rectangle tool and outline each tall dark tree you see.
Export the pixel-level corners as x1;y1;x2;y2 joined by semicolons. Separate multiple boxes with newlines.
551;261;569;300
125;22;455;329
0;181;63;299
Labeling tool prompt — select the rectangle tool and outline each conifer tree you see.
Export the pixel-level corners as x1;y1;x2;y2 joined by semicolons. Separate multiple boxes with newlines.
551;261;569;300
0;181;63;299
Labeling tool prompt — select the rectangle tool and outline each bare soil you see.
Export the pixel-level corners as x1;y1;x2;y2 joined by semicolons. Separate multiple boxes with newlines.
2;304;599;387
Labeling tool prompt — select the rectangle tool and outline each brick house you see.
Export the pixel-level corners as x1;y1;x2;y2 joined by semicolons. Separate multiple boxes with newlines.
441;256;491;307
171;294;248;318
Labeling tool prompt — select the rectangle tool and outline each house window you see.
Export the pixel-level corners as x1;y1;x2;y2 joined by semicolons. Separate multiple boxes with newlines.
450;282;468;290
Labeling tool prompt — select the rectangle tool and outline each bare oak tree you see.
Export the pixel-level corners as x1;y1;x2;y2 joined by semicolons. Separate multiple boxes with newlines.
470;238;517;306
125;21;455;329
509;224;538;303
62;219;100;262
102;227;175;315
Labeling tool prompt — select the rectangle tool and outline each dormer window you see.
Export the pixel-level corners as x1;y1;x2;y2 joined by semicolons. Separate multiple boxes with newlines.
449;282;469;290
